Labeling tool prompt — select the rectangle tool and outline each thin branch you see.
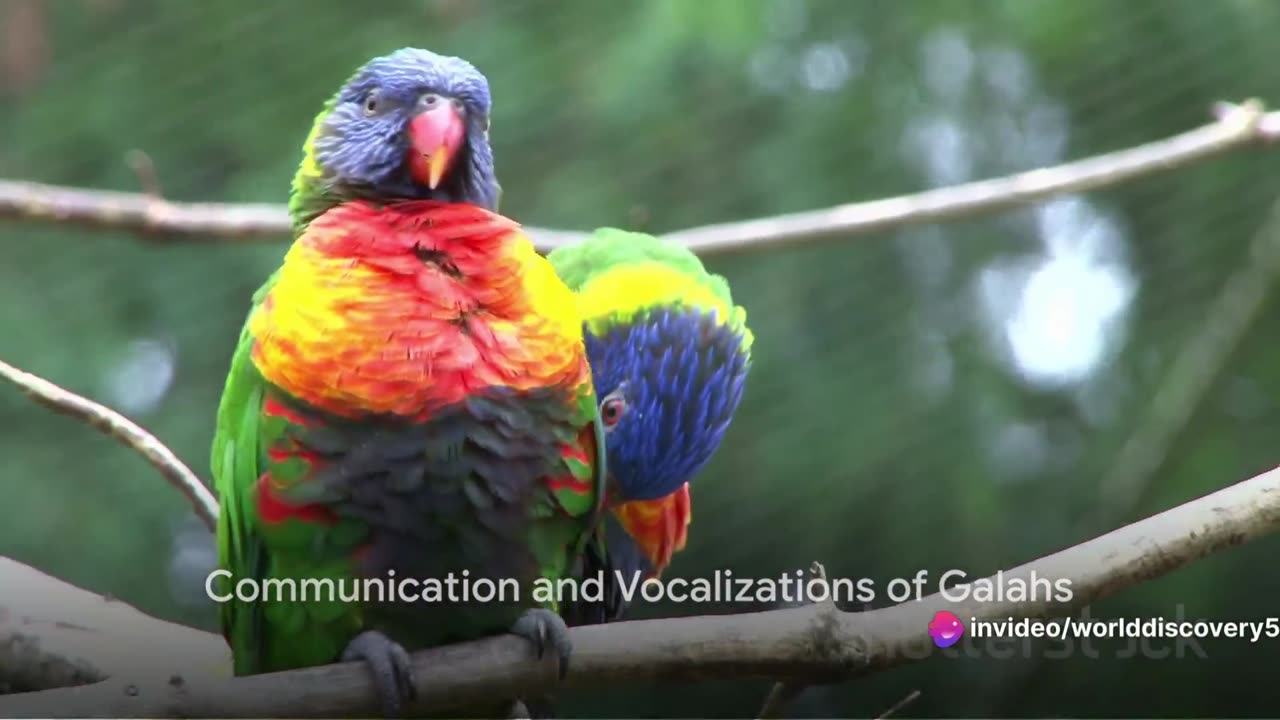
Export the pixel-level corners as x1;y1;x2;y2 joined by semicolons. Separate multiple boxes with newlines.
3;462;1278;718
756;680;804;719
0;101;1277;255
0;179;292;241
664;99;1280;254
875;689;921;720
124;150;162;199
0;178;589;249
1097;193;1280;515
0;358;218;531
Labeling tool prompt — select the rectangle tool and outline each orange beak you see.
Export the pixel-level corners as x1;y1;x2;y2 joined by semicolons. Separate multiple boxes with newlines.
611;483;691;577
407;103;466;189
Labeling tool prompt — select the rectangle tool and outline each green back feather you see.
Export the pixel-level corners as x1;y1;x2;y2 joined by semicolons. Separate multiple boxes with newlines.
547;228;732;308
212;268;371;672
286;94;341;234
210;271;278;675
547;227;752;354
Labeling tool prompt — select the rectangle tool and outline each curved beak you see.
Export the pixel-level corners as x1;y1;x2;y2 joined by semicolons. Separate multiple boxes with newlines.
407;102;466;189
611;483;691;577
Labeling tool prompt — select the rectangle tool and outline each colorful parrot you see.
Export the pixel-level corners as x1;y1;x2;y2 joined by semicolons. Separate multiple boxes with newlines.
210;48;605;716
547;228;754;623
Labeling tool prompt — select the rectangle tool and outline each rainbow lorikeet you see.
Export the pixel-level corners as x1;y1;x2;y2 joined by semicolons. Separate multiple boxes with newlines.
210;48;605;716
547;228;754;624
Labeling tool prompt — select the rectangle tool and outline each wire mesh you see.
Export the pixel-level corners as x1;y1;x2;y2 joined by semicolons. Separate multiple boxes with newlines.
3;0;1280;715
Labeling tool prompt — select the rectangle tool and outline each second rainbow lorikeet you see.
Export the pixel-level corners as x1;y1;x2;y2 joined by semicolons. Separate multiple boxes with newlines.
210;48;605;716
547;228;754;623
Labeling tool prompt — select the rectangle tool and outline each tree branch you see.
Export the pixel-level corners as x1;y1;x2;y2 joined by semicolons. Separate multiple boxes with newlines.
1097;194;1280;515
0;557;228;693
663;99;1279;254
755;682;804;719
0;179;589;250
1;101;1277;255
755;561;834;719
2;462;1277;717
0;358;218;531
875;689;922;720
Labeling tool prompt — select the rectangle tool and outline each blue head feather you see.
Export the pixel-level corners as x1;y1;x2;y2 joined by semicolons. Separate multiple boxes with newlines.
586;306;751;502
290;48;499;229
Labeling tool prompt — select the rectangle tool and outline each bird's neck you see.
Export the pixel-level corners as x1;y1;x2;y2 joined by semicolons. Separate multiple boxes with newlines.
287;175;471;236
286;148;493;235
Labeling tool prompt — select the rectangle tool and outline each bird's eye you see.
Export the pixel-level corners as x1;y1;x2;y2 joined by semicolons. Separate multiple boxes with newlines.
420;93;443;110
363;90;382;116
600;390;628;431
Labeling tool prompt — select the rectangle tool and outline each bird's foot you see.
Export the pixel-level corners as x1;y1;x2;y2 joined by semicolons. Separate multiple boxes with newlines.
509;608;572;679
342;630;416;717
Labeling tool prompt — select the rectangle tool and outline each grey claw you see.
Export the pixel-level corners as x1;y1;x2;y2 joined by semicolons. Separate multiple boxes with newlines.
342;630;416;717
510;609;572;679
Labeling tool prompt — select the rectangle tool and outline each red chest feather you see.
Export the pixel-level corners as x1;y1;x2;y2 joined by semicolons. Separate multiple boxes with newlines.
248;201;589;421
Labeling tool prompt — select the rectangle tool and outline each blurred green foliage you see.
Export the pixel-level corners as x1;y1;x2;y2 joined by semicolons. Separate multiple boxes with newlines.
4;0;1280;716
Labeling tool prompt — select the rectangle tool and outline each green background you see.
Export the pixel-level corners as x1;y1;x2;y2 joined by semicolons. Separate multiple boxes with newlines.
3;0;1280;715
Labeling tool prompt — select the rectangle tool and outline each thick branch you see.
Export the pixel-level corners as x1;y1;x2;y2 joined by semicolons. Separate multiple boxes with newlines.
3;463;1278;717
0;358;217;530
0;558;227;693
1;102;1278;255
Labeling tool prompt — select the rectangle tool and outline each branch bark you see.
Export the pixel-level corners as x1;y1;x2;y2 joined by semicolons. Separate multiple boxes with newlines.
2;462;1277;718
1;101;1277;255
0;358;218;530
0;557;228;693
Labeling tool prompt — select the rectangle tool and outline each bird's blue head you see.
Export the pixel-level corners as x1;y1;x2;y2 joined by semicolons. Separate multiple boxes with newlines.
548;228;754;577
289;48;499;231
549;228;754;504
587;306;751;502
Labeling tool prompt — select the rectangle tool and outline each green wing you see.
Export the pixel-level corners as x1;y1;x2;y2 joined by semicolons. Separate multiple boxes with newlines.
526;354;609;611
210;271;277;676
212;268;368;674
